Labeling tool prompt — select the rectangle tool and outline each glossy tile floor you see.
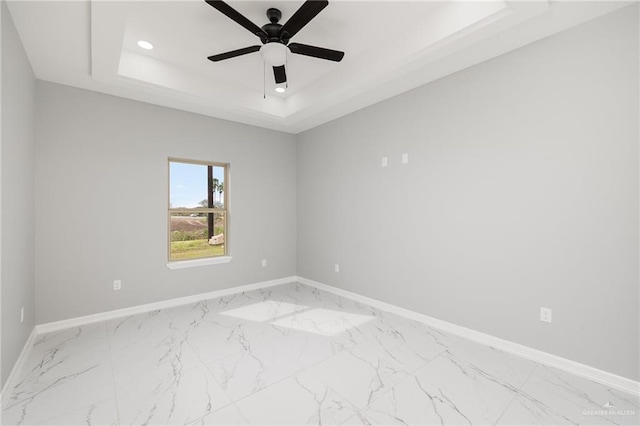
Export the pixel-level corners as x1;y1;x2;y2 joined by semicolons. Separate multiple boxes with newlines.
2;282;638;425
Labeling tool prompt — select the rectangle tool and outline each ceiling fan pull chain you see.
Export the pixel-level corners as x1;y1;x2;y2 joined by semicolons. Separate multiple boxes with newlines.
263;60;266;99
286;49;289;89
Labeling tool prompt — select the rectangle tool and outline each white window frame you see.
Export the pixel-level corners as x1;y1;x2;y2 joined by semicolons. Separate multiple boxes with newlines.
167;158;231;269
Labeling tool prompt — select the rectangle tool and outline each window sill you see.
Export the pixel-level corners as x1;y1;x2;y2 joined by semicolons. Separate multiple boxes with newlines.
166;256;233;270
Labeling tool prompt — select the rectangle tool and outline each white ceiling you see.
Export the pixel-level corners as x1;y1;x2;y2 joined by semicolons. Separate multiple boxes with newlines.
6;0;632;133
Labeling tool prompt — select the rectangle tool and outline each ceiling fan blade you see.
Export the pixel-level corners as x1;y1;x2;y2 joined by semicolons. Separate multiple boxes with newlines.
288;43;344;62
208;46;261;62
280;0;328;39
273;65;287;84
205;0;267;38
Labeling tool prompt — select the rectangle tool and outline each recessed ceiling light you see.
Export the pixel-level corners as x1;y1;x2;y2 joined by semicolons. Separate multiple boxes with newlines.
275;87;286;93
137;40;154;50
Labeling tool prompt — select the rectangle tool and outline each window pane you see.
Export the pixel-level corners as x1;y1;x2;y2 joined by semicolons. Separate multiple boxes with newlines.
169;162;208;209
210;212;226;252
170;213;225;260
213;166;225;209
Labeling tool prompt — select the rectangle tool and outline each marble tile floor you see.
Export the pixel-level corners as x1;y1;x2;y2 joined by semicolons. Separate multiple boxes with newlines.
1;282;638;425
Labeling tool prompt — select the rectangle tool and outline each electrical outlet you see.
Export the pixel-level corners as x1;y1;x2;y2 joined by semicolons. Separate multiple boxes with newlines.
113;280;122;291
334;264;340;273
540;307;552;323
262;259;267;267
402;153;409;164
381;157;388;168
20;307;24;323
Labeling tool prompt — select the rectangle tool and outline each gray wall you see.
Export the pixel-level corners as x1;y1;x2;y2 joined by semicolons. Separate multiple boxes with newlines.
297;6;639;381
35;82;297;323
1;1;36;387
4;1;637;385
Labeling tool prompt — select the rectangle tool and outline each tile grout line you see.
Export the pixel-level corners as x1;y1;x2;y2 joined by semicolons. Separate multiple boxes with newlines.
188;286;392;416
298;277;640;397
492;362;541;425
159;286;383;423
104;321;122;426
301;329;454;417
182;341;251;425
196;325;351;411
305;367;369;423
160;307;249;425
182;326;246;421
177;296;327;424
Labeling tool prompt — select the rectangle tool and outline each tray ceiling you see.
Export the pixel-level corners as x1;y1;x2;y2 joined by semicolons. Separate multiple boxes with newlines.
7;0;631;133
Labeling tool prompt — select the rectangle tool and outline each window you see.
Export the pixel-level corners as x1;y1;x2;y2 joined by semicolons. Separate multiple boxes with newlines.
168;158;228;262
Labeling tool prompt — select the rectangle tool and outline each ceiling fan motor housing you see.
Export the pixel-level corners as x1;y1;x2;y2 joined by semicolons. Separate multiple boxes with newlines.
261;8;290;44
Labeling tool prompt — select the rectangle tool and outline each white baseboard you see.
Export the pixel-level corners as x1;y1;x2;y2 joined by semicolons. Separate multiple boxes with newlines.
17;274;640;399
1;327;37;407
4;276;296;403
296;276;640;397
36;276;297;334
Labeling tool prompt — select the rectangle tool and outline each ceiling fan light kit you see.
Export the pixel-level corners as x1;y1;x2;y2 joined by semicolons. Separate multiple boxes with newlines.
260;43;288;67
205;0;344;92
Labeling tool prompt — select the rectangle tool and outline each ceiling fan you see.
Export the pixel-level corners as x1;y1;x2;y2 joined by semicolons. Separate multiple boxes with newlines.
205;0;344;85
